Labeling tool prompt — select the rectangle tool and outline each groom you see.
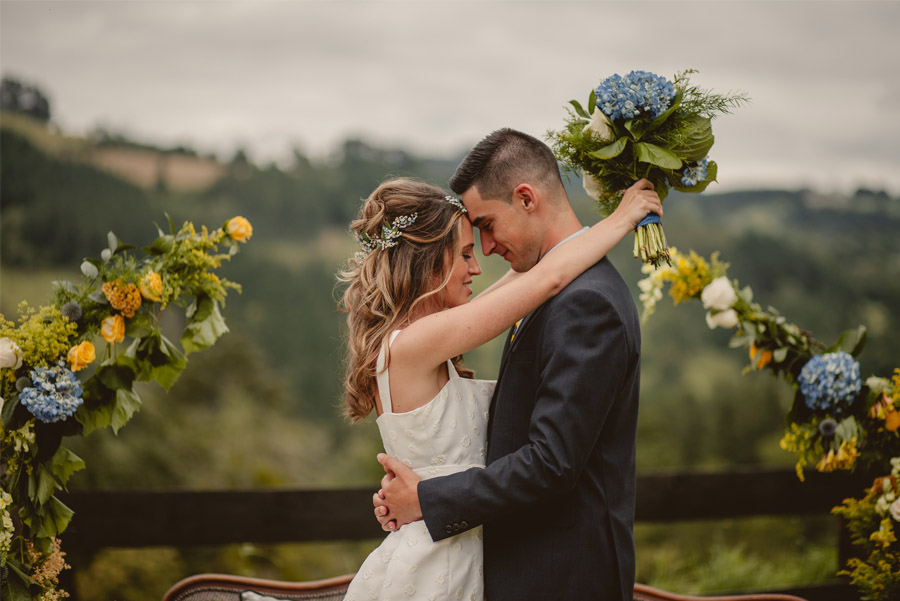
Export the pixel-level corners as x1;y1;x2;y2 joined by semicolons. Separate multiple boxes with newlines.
374;128;645;601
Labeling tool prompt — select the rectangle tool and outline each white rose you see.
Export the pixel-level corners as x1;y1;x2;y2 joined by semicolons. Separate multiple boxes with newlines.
582;173;602;202
701;276;738;311
0;337;23;370
867;376;892;394
891;499;900;522
876;495;890;516
705;309;739;329
583;109;614;142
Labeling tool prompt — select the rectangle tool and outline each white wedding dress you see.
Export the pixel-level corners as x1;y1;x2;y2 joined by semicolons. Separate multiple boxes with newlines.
344;331;495;601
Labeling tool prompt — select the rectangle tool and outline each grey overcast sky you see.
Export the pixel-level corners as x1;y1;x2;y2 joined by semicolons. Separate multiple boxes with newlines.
2;0;899;195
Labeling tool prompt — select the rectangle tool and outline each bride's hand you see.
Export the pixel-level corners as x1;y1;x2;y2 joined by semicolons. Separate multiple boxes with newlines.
612;179;663;230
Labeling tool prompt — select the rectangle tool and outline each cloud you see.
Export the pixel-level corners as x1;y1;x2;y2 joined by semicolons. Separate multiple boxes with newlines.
1;0;898;193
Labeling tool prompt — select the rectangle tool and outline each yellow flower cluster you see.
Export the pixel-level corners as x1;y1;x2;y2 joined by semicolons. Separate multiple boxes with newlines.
871;517;898;548
162;222;239;303
0;304;78;369
869;369;900;433
817;437;861;473
779;422;823;481
667;249;719;305
102;280;142;318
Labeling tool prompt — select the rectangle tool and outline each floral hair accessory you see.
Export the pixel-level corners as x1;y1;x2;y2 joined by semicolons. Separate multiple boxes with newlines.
445;195;467;214
355;212;418;258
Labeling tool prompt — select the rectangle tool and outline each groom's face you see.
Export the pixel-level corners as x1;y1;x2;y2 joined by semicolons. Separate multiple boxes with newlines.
460;186;541;272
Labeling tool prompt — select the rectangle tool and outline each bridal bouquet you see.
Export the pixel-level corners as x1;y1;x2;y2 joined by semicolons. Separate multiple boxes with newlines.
549;70;747;267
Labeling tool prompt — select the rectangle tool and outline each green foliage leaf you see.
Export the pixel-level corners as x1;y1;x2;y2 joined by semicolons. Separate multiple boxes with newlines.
3;561;36;600
52;279;78;293
773;347;789;363
50;446;85;488
88;289;109;304
111;387;142;434
125;312;154;338
588;89;596;114
77;400;114;436
182;296;229;355
624;118;647;140
836;416;860;444
36;464;57;506
634;142;683;169
828;325;868;356
646;91;682;132
568;99;589;119
76;378;117;436
107;231;119;254
143;234;175;256
42;495;74;537
80;260;99;278
589;136;629;160
667;115;714;162
149;334;187;390
96;362;136;390
1;393;25;429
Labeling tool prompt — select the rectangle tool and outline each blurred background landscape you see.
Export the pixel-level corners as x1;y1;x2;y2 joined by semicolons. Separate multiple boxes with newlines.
2;75;899;599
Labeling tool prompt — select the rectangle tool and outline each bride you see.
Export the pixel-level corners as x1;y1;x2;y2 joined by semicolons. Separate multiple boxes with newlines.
337;176;659;600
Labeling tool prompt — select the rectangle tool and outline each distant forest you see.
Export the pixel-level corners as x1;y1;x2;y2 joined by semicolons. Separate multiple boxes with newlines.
2;102;899;464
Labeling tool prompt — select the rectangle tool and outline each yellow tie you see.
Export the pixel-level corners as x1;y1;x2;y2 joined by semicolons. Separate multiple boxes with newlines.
510;319;522;343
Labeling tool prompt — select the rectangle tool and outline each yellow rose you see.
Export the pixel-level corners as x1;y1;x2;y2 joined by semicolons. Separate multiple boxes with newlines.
749;344;773;369
886;411;900;432
226;216;253;242
67;341;95;372
101;314;125;343
139;270;164;302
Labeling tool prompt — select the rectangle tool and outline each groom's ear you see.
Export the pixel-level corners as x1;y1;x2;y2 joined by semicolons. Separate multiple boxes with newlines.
513;184;538;214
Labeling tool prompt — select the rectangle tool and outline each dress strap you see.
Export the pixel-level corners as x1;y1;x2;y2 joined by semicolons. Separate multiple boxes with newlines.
375;330;402;415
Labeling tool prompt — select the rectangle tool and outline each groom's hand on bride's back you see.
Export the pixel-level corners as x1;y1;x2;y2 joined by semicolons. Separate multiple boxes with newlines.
373;453;423;531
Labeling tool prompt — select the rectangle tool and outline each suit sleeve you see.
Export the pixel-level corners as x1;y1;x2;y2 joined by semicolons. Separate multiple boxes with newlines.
418;286;631;541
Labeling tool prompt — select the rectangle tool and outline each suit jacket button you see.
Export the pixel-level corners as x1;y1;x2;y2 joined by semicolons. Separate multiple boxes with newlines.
452;523;460;532
445;525;453;534
460;521;468;529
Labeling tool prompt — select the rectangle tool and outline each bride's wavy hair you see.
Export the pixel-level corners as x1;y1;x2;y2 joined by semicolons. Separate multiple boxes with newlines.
337;177;474;422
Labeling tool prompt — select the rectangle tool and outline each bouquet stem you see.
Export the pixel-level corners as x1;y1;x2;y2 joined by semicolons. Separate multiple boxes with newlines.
632;215;670;268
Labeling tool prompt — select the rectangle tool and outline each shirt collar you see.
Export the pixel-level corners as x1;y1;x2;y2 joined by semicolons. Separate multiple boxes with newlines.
541;226;589;260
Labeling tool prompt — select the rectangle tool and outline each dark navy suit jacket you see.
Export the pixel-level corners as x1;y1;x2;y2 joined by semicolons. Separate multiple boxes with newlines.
418;256;640;601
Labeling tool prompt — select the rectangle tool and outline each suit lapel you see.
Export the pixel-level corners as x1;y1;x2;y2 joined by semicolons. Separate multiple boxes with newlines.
488;304;549;441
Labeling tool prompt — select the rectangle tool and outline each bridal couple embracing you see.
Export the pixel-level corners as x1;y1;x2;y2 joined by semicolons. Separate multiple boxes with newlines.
337;128;661;601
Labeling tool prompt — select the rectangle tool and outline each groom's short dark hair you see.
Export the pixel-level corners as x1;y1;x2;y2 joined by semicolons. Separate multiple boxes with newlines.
449;128;564;203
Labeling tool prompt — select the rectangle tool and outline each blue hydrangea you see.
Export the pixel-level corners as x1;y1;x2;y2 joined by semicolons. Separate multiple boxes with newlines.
594;70;676;122
680;157;709;187
18;361;84;423
798;351;862;412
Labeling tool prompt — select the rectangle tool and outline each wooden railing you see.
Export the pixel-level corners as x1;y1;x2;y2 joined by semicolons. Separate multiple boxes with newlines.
60;467;871;600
